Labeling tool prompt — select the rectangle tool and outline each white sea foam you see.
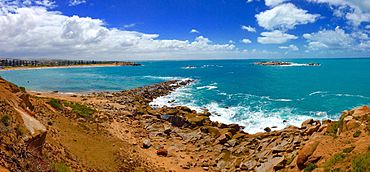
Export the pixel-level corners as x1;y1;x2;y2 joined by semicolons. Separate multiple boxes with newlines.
309;111;328;116
278;62;320;67
150;85;331;134
262;96;293;102
309;91;328;96
206;103;324;134
308;91;369;99
196;85;218;90
334;93;370;99
143;75;184;80
181;66;197;69
200;65;223;68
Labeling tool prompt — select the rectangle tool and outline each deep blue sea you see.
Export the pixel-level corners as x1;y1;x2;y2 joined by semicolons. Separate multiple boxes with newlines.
1;59;370;133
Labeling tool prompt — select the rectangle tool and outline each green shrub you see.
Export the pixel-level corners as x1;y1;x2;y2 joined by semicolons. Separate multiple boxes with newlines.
351;152;370;172
64;102;94;118
48;99;63;110
15;125;26;136
353;130;361;138
343;146;355;153
19;86;26;92
286;154;296;165
1;114;11;126
324;152;346;170
326;116;345;137
304;163;317;172
52;162;72;172
326;121;340;136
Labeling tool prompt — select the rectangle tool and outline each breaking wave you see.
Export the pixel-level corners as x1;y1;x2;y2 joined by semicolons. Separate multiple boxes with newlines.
150;82;331;134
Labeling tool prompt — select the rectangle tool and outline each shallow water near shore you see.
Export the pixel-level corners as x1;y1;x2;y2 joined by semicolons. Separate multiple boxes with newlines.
1;58;370;133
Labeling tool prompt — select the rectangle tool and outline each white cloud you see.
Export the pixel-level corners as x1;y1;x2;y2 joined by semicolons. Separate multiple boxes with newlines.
0;6;236;60
359;40;370;49
279;44;299;51
265;0;288;7
307;0;370;26
303;26;353;50
255;3;319;30
123;23;136;29
69;0;87;6
0;0;56;10
190;29;200;34
306;42;329;50
257;30;297;44
366;25;370;29
345;10;370;26
241;38;252;44
241;25;256;32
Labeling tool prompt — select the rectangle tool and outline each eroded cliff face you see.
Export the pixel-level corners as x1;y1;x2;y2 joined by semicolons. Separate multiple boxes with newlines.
0;77;47;171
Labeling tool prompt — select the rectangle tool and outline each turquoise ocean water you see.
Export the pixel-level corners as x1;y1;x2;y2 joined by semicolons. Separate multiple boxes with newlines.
1;58;370;133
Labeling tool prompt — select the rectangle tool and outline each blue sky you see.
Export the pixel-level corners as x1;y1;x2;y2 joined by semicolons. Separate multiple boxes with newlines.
0;0;369;60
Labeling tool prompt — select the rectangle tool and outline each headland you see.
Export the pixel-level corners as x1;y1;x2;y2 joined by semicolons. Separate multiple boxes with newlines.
0;77;368;171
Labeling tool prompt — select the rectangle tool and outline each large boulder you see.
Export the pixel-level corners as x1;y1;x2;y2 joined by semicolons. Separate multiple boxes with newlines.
296;140;320;169
256;157;285;172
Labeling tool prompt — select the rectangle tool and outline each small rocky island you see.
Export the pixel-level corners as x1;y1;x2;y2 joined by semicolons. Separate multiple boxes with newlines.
254;61;320;66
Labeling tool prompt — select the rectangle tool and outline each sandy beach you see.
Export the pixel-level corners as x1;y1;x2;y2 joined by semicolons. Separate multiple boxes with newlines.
0;63;129;71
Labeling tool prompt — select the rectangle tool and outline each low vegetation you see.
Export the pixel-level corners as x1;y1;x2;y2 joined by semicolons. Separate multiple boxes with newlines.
343;146;355;153
48;98;94;118
324;152;346;171
325;116;345;137
1;114;11;126
52;162;72;172
351;152;370;172
15;124;26;137
304;163;317;172
19;86;26;92
286;154;296;165
48;99;63;110
64;101;94;118
353;130;361;137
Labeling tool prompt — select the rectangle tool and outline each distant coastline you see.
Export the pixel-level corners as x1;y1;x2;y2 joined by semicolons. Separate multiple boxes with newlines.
0;62;142;71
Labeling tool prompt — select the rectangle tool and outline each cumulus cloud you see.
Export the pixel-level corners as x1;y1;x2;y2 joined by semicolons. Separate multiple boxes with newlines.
279;44;299;51
306;42;329;50
241;38;252;44
257;30;297;44
303;26;353;50
69;0;87;6
0;4;237;60
255;3;319;30
190;29;200;34
0;0;55;11
241;25;256;32
265;0;288;7
307;0;370;26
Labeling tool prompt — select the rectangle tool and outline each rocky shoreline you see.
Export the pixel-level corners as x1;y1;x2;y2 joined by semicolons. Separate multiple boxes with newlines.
0;77;369;171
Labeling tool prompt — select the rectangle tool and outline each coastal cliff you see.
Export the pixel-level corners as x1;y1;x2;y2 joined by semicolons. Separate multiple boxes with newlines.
0;77;369;171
